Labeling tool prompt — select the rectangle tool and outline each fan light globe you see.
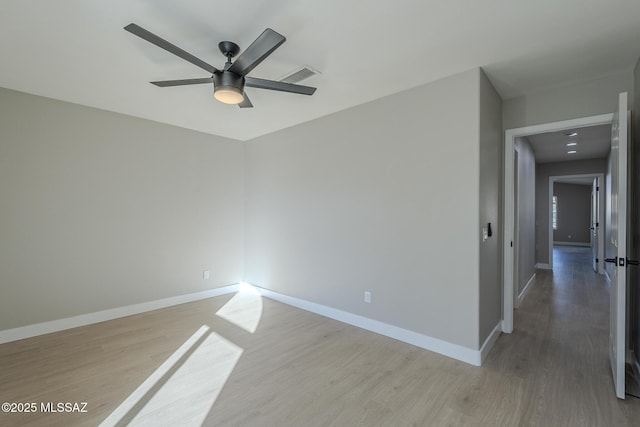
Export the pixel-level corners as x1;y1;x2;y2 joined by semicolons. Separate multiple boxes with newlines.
214;87;244;105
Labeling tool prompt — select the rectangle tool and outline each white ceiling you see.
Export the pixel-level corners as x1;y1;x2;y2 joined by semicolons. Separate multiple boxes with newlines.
1;1;640;141
526;124;612;163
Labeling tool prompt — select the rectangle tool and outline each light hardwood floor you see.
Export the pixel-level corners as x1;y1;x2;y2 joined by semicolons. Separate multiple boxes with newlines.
1;246;639;426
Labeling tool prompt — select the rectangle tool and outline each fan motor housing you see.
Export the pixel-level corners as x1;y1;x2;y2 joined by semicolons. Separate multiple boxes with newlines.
213;71;244;91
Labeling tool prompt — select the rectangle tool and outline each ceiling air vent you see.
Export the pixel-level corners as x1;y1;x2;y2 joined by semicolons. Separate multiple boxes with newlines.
279;65;320;84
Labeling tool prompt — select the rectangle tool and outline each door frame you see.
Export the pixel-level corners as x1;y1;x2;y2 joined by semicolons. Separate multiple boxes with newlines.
502;113;613;333
548;173;605;274
513;148;520;308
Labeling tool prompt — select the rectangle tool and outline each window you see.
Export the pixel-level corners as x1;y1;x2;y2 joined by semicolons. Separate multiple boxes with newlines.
552;195;558;230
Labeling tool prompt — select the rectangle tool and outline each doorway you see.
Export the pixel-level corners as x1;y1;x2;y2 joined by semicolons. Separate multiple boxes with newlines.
502;113;614;333
548;173;605;274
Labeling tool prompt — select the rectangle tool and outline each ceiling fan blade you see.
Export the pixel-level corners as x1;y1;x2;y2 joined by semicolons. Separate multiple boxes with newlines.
151;77;213;87
125;23;219;75
227;28;285;76
245;77;316;95
238;93;253;108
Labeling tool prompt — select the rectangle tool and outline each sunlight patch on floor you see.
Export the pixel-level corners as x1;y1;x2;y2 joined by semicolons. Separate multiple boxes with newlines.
215;283;263;333
128;331;242;426
99;325;210;426
99;288;264;426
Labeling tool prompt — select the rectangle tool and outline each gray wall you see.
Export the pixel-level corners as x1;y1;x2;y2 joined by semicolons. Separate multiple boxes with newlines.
553;183;592;244
2;57;634;361
503;71;634;130
0;88;245;330
514;137;536;295
245;68;498;350
478;70;503;345
535;159;606;265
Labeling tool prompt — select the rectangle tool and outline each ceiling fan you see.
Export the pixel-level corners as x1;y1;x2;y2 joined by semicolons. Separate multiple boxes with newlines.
124;23;317;108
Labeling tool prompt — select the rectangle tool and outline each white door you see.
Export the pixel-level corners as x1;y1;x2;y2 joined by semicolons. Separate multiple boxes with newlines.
591;178;599;273
608;92;629;399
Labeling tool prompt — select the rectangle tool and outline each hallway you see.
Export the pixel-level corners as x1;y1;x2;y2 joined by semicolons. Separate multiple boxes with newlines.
486;246;640;425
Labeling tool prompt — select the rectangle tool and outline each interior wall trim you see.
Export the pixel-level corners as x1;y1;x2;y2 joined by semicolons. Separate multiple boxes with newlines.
1;283;503;366
0;284;240;344
252;284;486;366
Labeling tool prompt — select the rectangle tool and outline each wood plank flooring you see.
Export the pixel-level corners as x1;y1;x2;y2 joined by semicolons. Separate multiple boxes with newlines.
1;246;639;426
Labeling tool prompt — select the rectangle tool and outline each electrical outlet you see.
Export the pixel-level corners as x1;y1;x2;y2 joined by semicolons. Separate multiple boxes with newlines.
364;291;371;304
203;270;210;280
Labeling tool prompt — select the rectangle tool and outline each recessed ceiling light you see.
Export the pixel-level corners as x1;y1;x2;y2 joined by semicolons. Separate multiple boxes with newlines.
565;132;578;137
566;142;577;146
567;150;577;154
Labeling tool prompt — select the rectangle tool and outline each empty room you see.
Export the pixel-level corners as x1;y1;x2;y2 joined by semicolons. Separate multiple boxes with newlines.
2;1;640;426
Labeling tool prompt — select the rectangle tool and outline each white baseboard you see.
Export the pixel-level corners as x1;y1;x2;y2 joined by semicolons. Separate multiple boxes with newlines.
535;263;552;270
480;322;502;364
0;284;239;345
2;283;494;366
553;241;590;247
515;273;536;308
253;285;484;366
